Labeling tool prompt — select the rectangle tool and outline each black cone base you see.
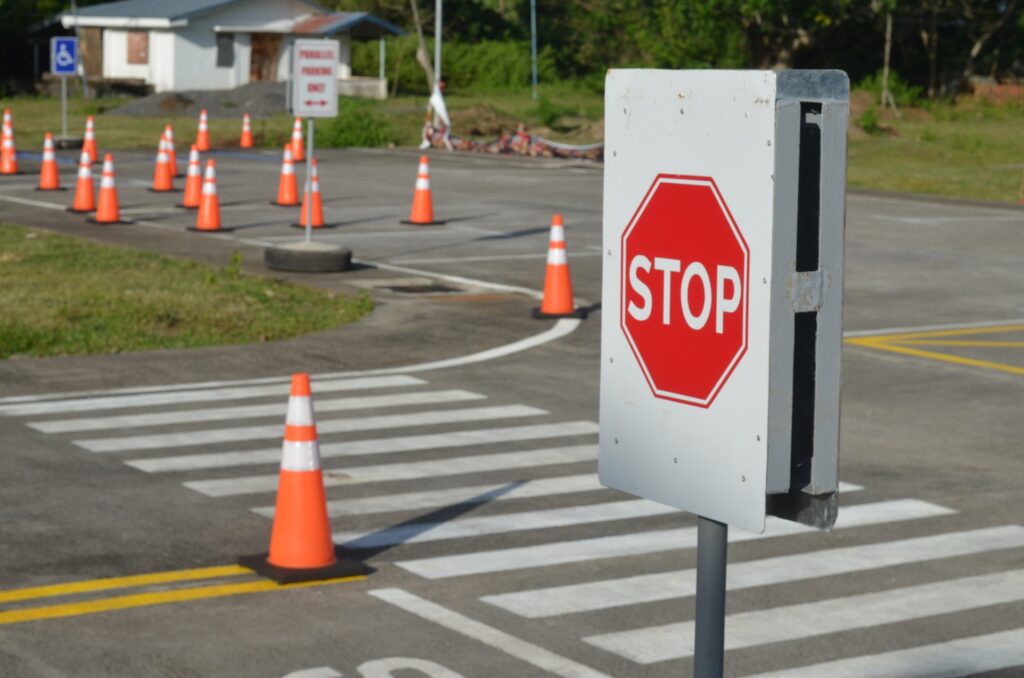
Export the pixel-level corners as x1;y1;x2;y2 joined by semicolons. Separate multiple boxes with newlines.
86;217;134;225
238;553;370;585
187;226;235;232
270;200;299;207
290;223;336;229
400;219;446;226
532;306;590;320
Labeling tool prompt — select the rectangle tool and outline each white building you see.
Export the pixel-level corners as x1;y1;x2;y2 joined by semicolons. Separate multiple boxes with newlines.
60;0;403;97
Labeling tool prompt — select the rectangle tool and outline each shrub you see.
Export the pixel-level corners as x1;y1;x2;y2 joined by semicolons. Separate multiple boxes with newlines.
315;98;395;148
856;70;924;107
858;106;881;134
533;96;576;127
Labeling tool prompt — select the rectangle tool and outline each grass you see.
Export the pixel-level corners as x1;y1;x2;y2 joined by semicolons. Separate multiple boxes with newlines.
3;88;1022;203
0;224;373;360
847;97;1024;203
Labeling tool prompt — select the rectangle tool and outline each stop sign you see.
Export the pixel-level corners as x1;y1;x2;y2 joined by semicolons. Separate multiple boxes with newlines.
620;175;749;407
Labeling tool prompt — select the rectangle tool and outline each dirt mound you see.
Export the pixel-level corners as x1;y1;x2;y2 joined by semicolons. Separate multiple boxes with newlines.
110;82;288;119
450;105;519;137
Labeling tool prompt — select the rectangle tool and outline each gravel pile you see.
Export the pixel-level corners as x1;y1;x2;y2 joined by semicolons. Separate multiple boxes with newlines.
110;82;289;119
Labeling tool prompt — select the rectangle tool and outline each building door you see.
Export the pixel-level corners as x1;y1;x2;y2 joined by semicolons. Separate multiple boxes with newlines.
250;34;281;81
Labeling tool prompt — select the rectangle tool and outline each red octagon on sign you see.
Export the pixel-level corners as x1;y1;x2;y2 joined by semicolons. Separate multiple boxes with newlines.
620;175;749;407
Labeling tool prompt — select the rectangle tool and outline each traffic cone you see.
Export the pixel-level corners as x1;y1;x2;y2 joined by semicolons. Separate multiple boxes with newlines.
238;373;369;584
150;136;175;192
190;159;233;232
1;110;19;175
292;158;328;228
82;115;98;164
89;154;131;224
401;155;445;225
164;124;180;177
178;145;202;208
533;214;586;318
272;145;299;206
36;133;62;191
68;151;95;212
290;117;304;162
240;113;253;148
195;108;211;151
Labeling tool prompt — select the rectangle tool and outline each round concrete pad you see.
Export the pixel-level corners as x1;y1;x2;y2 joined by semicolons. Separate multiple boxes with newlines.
264;240;352;273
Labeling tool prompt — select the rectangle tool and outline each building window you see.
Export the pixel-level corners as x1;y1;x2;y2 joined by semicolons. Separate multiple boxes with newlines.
127;31;149;64
216;33;234;68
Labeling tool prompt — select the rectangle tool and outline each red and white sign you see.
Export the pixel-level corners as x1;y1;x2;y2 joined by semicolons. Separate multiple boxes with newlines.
291;39;338;118
620;175;749;407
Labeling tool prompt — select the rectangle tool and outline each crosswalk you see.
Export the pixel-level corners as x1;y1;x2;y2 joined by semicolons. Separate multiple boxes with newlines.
4;372;1023;676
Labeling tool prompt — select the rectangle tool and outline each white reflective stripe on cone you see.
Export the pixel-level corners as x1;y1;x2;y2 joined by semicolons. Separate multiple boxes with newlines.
101;174;115;189
415;177;430;190
281;439;322;471
417;163;429;174
549;226;565;243
547;248;568;265
286;396;315;426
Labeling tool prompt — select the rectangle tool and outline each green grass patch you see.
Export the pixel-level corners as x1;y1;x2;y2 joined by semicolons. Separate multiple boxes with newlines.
0;224;373;359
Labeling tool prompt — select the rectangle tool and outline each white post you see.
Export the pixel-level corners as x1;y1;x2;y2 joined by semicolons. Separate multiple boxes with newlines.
61;77;68;139
530;0;538;100
434;0;442;87
305;118;314;244
379;37;386;81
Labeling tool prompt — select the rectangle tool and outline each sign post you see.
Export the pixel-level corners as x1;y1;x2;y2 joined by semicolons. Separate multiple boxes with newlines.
291;39;339;243
600;69;849;677
50;37;78;141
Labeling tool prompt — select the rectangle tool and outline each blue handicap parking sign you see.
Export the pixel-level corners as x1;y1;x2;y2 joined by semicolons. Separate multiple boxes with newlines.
51;37;78;76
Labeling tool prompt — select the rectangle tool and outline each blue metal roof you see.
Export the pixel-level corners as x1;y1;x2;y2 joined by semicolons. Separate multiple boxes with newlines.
70;0;322;22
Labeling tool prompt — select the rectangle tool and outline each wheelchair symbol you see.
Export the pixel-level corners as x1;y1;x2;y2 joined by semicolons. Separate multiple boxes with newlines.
55;44;75;69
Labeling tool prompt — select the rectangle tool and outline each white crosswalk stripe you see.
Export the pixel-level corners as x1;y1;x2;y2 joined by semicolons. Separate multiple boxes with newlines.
395;499;955;579
5;370;1021;676
584;569;1024;664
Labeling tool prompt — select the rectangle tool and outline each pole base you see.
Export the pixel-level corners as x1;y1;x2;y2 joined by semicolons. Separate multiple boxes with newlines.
54;136;84;150
400;219;446;226
264;241;352;273
238;553;369;585
532;307;590;320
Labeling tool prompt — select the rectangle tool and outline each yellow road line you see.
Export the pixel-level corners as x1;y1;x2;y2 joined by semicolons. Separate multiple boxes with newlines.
891;339;1024;348
0;564;250;605
860;324;1024;342
0;575;365;626
846;337;1024;376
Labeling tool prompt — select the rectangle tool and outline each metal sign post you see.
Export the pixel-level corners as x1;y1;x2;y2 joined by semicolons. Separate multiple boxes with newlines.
599;69;849;676
305;118;314;243
50;37;78;141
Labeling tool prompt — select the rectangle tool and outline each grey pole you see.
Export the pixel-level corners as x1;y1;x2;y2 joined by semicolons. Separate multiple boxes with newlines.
61;76;68;139
305;118;314;244
379;37;386;82
530;0;538;100
693;516;727;678
434;0;442;87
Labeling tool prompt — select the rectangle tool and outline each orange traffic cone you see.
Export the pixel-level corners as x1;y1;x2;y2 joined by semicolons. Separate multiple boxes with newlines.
272;145;299;206
36;133;62;191
238;373;368;584
195;108;211;152
68;151;95;212
82;115;98;164
401;155;444;225
190;159;233;232
240;113;253;148
150;136;175;192
290;117;304;162
164;124;180;177
178;145;202;208
293;158;329;229
1;109;19;175
90;154;130;224
533;214;585;318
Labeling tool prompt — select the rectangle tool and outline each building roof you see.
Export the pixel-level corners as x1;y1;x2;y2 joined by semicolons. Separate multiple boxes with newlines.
61;0;325;28
282;12;404;38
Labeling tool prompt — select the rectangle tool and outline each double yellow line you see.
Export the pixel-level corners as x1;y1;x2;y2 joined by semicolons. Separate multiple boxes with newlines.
846;323;1024;377
0;564;365;625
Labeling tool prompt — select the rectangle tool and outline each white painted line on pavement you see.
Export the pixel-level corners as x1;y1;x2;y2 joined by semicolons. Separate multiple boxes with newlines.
369;588;614;678
844;317;1024;338
584;568;1024;664
396;499;954;580
482;524;1024;618
0;375;425;415
135;422;598;476
745;628;1024;678
255;473;604;518
0;194;67;210
390;251;602;266
77;404;547;452
335;499;677;549
30;389;485;433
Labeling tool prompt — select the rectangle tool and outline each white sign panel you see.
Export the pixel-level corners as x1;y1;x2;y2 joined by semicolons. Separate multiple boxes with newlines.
599;70;848;532
291;39;339;118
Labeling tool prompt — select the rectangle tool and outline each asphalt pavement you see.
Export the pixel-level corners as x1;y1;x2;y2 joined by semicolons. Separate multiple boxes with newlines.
0;144;1022;677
